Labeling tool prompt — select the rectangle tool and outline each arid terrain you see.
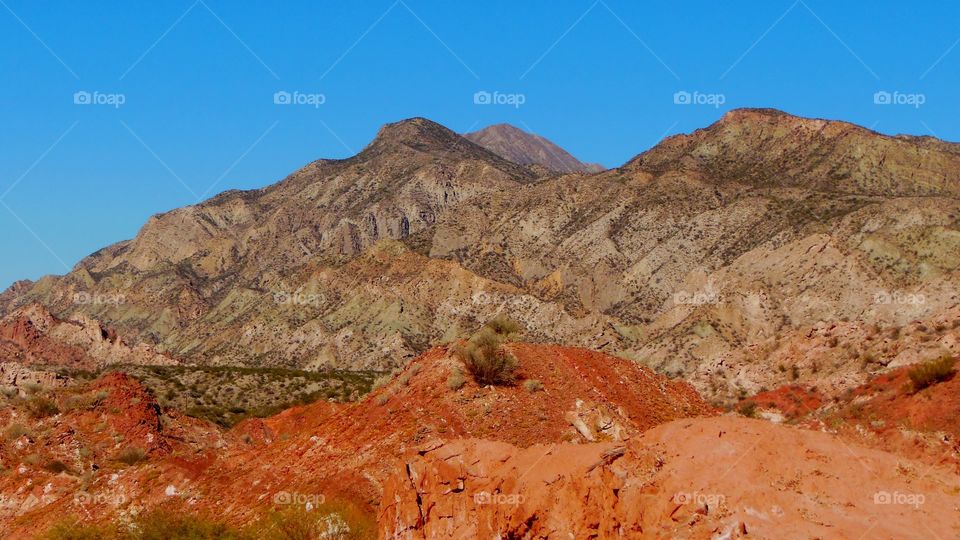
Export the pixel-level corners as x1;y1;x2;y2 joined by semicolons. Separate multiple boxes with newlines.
1;110;959;538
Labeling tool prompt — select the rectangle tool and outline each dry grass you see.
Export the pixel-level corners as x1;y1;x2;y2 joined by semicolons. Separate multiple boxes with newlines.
456;317;522;386
908;355;957;391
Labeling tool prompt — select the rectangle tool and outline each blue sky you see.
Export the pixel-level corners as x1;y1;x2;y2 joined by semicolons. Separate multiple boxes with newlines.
1;0;958;289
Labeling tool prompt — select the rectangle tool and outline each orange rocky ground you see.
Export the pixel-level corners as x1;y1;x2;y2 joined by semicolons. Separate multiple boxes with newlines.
0;343;712;537
381;416;960;539
2;334;958;538
742;360;960;472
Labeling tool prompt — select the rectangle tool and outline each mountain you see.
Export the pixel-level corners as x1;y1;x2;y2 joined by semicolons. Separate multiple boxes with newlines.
2;109;959;405
464;123;604;173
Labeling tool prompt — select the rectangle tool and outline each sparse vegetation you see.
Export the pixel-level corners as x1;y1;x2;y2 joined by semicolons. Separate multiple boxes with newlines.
446;367;466;391
116;447;147;466
51;365;381;428
42;500;375;540
25;395;60;418
908;355;957;391
523;379;544;393
3;423;31;440
737;401;758;418
42;460;72;474
456;317;522;386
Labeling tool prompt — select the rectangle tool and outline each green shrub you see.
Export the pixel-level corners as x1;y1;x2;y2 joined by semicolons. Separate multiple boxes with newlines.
446;368;466;391
737;401;758;418
908;355;957;391
3;423;30;440
132;510;242;540
26;395;60;418
523;379;544;393
43;460;72;474
456;317;523;386
116;447;147;466
42;518;120;540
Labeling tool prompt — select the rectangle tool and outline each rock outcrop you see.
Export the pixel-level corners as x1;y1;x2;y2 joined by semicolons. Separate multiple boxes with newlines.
380;417;960;539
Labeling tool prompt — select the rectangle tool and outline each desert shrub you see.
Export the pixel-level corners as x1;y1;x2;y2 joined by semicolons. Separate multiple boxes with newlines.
446;367;466;391
23;382;44;395
523;379;544;393
370;374;392;391
737;401;758;418
132;510;242;540
908;355;957;391
43;460;72;474
251;501;376;540
26;395;60;418
789;365;800;381
42;518;120;540
3;423;30;440
456;317;522;386
116;447;147;466
484;316;522;337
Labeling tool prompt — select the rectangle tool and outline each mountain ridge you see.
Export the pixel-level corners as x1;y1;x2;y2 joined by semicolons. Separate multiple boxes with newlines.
3;108;958;406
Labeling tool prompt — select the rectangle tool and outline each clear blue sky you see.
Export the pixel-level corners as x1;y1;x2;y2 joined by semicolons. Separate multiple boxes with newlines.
2;0;958;289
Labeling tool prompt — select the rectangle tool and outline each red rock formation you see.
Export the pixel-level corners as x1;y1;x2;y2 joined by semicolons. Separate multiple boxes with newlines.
380;417;960;539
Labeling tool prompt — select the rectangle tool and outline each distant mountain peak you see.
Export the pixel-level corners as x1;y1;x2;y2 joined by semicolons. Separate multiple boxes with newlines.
367;117;464;151
464;124;603;174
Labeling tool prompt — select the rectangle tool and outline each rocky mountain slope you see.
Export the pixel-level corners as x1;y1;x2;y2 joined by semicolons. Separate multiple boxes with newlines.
2;109;959;405
463;123;604;173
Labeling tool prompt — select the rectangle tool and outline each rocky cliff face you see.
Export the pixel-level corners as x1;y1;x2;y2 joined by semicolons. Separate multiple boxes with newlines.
3;109;959;403
0;304;175;370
